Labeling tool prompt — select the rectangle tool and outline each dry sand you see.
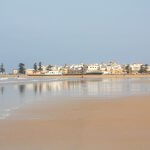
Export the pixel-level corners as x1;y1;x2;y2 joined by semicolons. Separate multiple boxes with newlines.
0;96;150;150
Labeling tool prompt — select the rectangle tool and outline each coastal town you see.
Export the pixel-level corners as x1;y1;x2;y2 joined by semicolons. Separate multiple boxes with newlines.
1;61;149;76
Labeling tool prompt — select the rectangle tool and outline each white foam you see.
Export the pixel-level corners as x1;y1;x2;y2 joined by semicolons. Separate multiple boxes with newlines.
17;78;26;80
0;78;8;80
0;107;19;120
0;113;10;120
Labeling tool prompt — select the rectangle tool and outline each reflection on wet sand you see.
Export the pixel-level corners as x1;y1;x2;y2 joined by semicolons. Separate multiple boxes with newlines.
14;79;150;97
0;87;4;95
0;79;150;97
18;85;26;95
22;80;106;96
0;78;150;120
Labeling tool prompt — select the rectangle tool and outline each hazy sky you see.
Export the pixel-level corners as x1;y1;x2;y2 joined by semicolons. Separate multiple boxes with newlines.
0;0;150;71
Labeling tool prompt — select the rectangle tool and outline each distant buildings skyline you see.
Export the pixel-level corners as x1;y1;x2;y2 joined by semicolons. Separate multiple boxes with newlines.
7;61;150;75
0;59;149;73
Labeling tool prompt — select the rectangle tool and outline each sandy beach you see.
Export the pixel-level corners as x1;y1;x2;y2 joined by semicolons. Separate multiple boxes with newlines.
1;0;150;149
0;96;150;150
1;74;150;79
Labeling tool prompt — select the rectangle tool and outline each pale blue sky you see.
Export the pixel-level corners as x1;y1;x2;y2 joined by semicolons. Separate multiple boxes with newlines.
0;0;150;71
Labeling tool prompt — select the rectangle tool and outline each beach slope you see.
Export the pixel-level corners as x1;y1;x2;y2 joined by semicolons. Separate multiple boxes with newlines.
0;96;150;150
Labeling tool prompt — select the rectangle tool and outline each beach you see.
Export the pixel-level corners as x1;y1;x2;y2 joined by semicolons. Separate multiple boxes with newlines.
0;95;150;150
1;74;150;79
1;0;150;149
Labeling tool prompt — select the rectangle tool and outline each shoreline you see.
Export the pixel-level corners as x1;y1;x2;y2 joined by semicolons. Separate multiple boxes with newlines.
0;95;150;150
1;74;150;79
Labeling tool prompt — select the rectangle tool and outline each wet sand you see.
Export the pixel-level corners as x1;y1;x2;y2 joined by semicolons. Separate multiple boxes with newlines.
1;74;150;79
0;96;150;150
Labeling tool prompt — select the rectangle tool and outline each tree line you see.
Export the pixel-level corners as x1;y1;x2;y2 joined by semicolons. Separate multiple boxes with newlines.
18;62;43;74
18;62;53;74
0;63;5;74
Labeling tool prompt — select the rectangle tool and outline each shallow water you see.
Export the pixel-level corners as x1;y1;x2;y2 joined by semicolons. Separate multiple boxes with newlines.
0;77;150;119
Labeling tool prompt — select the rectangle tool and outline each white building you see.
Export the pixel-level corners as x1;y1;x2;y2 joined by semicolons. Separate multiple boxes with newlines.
86;64;100;73
130;63;143;73
99;64;111;74
25;69;34;75
70;64;85;71
45;70;62;75
146;65;150;72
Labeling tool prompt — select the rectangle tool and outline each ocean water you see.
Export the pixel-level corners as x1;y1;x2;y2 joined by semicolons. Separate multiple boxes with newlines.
0;77;150;119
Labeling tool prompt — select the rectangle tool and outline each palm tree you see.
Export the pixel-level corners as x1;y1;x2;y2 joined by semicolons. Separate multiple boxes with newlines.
125;65;132;74
33;63;38;73
46;65;53;71
0;63;5;74
18;63;25;74
38;62;43;72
